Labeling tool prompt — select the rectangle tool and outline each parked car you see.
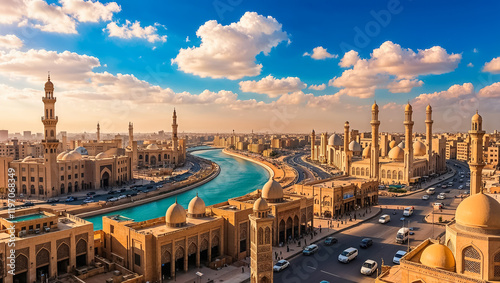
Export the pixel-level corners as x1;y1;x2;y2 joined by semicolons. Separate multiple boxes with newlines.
127;192;138;197
360;259;378;275
47;198;59;203
324;237;337;246
83;199;95;203
338;247;358;263
393;250;407;264
86;192;96;196
65;197;75;202
360;238;373;249
118;188;126;193
422;195;430;200
23;201;35;207
302;244;318;256
108;197;118;202
273;259;290;272
118;195;126;200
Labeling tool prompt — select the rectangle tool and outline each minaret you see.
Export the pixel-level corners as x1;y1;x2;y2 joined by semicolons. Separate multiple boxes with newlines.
469;111;485;195
370;102;380;179
249;198;274;283
96;122;100;142
320;132;328;163
128;122;133;147
425;104;434;174
42;74;59;197
404;103;414;183
310;129;316;160
343;121;351;175
172;109;179;156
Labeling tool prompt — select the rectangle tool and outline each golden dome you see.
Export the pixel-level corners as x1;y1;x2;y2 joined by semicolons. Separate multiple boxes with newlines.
472;111;482;123
405;103;412;112
420;243;456;271
455;193;500;229
166;200;186;227
389;140;397;149
253;197;269;212
349;140;362;152
372;102;378;111
413;141;426;156
188;194;206;217
262;179;283;202
362;145;371;159
388;146;404;161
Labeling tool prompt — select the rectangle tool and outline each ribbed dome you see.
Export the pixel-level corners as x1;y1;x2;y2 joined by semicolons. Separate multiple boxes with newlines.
328;134;342;146
388;146;404;161
389;140;397;149
405;103;412;112
45;78;54;90
57;151;70;160
188;194;206;217
349;140;361;152
95;152;107;159
472;111;482;123
22;156;33;162
69;150;82;159
362;145;371;159
61;151;82;161
254;197;269;212
262;179;283;202
166;200;186;227
413;141;426;156
455;193;500;230
420;243;455;271
146;143;159;150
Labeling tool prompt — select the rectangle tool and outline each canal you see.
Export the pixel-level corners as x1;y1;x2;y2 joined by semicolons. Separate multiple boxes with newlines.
84;148;269;230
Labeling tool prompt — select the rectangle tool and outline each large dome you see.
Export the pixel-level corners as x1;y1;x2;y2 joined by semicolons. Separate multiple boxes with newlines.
398;141;405;149
349;140;361;152
57;150;70;160
328;134;342;146
95;152;108;159
420;243;455;271
188;194;206;217
253;197;269;212
413;141;426;156
262;179;283;202
455;193;500;230
74;146;88;155
362;145;371;159
166;200;186;227
388;146;404;161
146;143;159;150
389;140;397;149
61;151;82;161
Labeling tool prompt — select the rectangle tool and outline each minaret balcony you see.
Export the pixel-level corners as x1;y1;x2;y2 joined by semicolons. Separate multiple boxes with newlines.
42;97;56;102
41;116;58;122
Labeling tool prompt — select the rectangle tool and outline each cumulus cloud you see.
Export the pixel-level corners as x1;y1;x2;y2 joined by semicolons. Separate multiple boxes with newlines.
0;0;26;24
303;46;337;60
171;12;288;80
0;34;23;50
331;41;461;98
27;0;77;34
467;62;474;67
382;102;400;110
478;82;500;98
412;83;475;108
105;20;167;43
482;57;500;73
61;0;120;22
239;75;306;97
308;83;326;91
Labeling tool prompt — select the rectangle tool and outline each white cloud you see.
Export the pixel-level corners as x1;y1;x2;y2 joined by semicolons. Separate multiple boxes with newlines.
27;0;77;34
478;82;500;98
0;34;23;50
467;62;474;67
61;0;120;22
105;20;167;43
482;57;500;73
185;36;190;42
303;46;337;60
412;83;474;107
306;93;342;108
239;75;306;97
0;0;26;24
171;12;288;80
308;83;326;91
330;41;461;98
382;102;400;110
473;48;478;53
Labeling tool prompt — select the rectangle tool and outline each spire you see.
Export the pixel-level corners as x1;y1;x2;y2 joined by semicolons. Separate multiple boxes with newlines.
48;71;50;81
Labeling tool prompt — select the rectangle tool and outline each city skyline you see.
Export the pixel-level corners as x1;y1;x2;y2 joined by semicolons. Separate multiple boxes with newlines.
1;0;500;133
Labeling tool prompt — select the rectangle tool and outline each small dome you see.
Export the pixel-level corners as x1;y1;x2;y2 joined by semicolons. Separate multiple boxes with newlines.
61;151;81;161
166;200;186;227
328;134;342;146
372;102;378;111
74;146;88;155
362;145;371;159
426;104;432;112
413;141;426;156
22;156;33;162
146;143;159;150
389;140;397;149
349;140;361;152
69;150;82;159
262;179;283;202
405;103;412;112
253;197;269;212
388;146;404;161
45;78;54;90
188;194;206;217
57;150;70;160
472;111;482;123
420;243;455;271
95;152;107;159
455;193;500;230
398;141;405;149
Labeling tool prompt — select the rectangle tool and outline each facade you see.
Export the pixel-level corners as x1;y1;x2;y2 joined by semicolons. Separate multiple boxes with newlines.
249;198;274;283
0;208;94;283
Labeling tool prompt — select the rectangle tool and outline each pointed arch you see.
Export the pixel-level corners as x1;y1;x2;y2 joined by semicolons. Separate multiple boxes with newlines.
462;245;481;275
258;227;263;245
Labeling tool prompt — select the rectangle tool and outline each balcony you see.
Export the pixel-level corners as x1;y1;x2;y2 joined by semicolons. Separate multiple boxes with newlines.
41;116;58;122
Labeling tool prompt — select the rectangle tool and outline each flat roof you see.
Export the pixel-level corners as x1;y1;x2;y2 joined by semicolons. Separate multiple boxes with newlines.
134;216;220;236
311;176;371;188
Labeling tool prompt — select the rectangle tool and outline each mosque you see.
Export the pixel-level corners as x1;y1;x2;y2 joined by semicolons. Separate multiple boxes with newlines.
97;178;313;281
377;112;500;283
312;102;447;185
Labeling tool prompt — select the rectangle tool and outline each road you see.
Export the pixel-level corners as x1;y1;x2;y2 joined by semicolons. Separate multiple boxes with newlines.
284;152;332;182
274;160;470;283
283;154;310;183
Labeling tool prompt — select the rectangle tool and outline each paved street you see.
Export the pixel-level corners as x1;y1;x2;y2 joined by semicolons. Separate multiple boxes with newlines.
274;160;470;283
284;152;333;182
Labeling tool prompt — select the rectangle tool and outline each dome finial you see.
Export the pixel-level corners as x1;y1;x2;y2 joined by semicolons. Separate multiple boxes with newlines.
48;71;50;81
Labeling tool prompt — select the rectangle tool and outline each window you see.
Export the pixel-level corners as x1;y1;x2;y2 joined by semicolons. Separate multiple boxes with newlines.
68;175;71;180
110;225;114;233
30;168;34;172
68;166;71;170
22;168;26;172
61;176;64;181
74;165;77;169
61;167;64;171
39;177;43;182
463;246;481;274
81;165;84;168
134;253;141;266
81;173;84;178
30;177;35;182
75;174;78;179
22;176;26;181
240;239;247;253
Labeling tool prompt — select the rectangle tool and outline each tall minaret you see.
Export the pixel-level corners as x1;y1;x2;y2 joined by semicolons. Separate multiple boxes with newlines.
343;121;351;175
425;104;434;174
320;132;328;163
370;102;380;179
249;198;274;283
96;123;100;142
310;129;316;160
172;109;178;152
128;122;133;147
404;103;414;183
469;111;485;195
42;74;59;197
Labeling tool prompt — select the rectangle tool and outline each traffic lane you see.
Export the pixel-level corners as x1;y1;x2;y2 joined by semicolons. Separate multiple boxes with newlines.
283;155;307;183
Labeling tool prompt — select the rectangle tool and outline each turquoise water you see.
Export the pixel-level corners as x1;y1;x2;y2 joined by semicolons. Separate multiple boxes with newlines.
11;213;47;222
85;148;269;230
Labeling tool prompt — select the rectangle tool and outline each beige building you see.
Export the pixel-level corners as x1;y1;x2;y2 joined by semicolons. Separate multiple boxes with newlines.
0;207;94;283
249;197;274;283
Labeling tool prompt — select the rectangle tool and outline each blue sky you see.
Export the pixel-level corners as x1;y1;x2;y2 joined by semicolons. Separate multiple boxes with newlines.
0;0;499;134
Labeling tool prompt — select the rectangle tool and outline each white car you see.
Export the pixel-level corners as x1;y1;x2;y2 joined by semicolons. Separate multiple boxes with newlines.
458;185;464;190
338;247;358;263
437;193;446;200
108;197;118;202
422;195;430;200
83;199;95;203
360;259;378;275
273;259;290;272
118;194;126;200
393;250;407;264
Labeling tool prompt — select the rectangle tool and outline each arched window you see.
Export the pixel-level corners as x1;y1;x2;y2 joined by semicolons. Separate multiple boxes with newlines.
46;109;48;118
164;154;167;159
139;155;143;160
145;155;149;162
392;170;397;180
351;168;355;175
494;251;500;278
50;109;53;118
381;169;386;178
387;171;392;179
30;185;35;195
39;185;44;195
158;154;161;162
258;228;263;245
398;171;403;180
356;168;360;175
463;246;481;275
22;184;27;194
60;184;65;194
50;130;54;137
360;168;365;176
